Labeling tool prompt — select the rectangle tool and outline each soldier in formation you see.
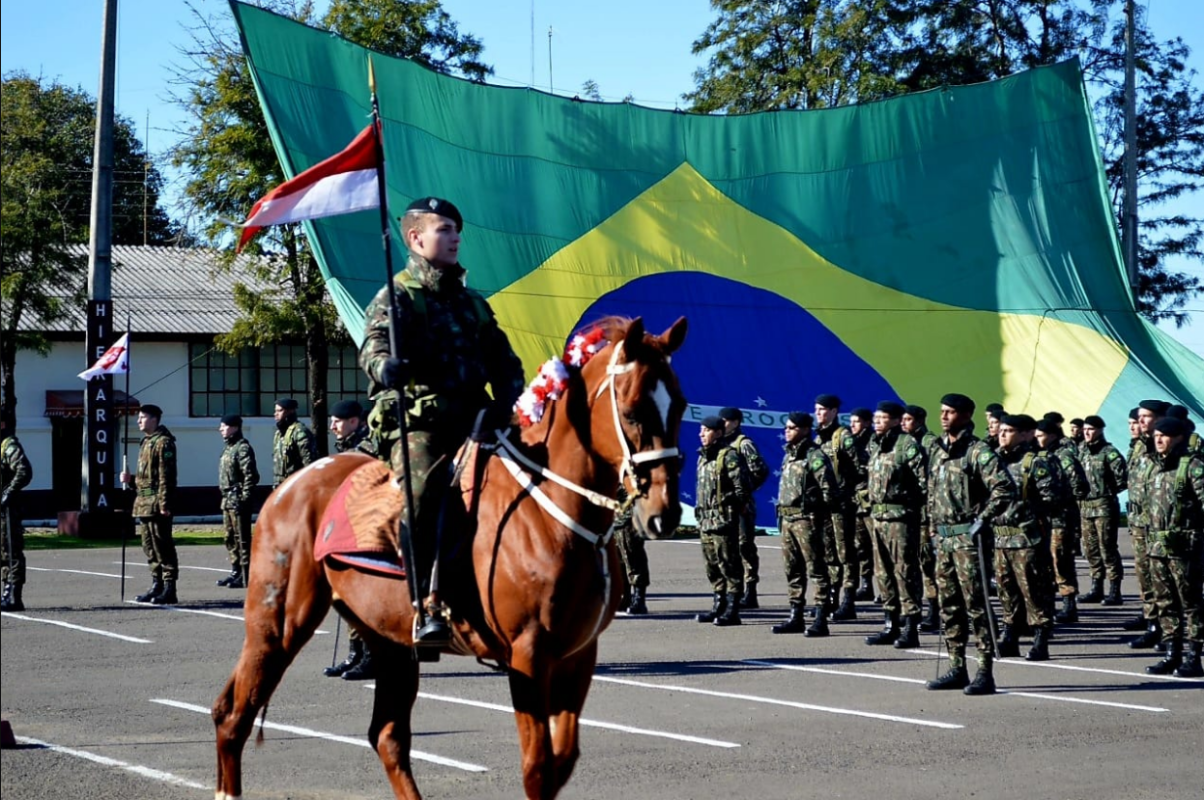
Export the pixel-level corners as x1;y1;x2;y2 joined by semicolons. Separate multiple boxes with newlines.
813;393;866;621
613;487;651;616
1034;418;1088;623
120;405;180;605
719;407;769;609
902;404;942;631
217;414;259;589
1;406;33;611
694;415;749;627
847;407;876;601
272;398;317;488
1076;415;1128;628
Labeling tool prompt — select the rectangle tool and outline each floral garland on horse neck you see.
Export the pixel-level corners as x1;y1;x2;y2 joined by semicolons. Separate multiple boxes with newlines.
514;327;610;427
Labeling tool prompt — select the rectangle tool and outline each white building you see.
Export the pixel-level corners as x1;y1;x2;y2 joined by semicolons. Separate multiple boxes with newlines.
9;245;368;522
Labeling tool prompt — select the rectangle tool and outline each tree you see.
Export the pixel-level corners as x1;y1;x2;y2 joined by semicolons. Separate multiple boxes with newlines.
686;0;1202;321
170;0;492;451
1;73;179;413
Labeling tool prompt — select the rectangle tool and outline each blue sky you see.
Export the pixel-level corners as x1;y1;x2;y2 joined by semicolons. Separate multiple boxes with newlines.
3;0;1201;356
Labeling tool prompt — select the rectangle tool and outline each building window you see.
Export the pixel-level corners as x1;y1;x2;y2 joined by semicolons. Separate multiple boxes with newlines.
189;343;369;417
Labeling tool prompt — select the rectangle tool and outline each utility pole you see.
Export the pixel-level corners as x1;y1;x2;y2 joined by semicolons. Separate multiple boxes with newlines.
1122;0;1138;293
548;26;554;94
530;1;535;87
82;0;119;533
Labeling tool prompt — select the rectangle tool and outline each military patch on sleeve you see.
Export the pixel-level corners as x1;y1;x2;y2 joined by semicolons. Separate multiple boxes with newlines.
164;450;175;458
1107;450;1120;461
978;450;993;466
811;457;825;470
1036;466;1048;477
907;445;918;458
1193;465;1204;478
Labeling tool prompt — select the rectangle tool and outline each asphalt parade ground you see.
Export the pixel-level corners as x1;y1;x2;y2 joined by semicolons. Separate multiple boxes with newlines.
2;534;1201;800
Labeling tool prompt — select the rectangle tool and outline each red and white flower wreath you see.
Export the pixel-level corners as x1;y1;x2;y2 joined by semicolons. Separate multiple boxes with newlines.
514;328;610;427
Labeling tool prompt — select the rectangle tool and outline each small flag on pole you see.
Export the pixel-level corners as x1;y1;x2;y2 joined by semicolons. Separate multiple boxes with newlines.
78;333;130;381
236;123;381;252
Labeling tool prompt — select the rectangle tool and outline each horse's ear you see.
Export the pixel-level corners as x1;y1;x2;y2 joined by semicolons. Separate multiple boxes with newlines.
624;317;646;345
659;316;688;355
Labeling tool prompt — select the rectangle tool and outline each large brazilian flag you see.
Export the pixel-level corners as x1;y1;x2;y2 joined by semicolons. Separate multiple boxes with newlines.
232;2;1201;524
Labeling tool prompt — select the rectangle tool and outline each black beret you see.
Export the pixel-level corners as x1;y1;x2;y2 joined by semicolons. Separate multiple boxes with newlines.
1002;414;1038;432
1139;399;1170;414
1035;419;1058;434
941;393;975;414
849;407;873;421
814;393;841;409
718;407;743;422
1154;417;1187;437
1083;415;1105;428
140;404;163;418
220;414;242;427
701;415;726;431
1070;418;1084;426
903;404;927;420
985;402;1005;414
275;398;298;411
1044;411;1065;425
404;196;463;231
788;411;812;428
1166;404;1190;421
877;400;906;418
330;400;364;420
1129;407;1140;421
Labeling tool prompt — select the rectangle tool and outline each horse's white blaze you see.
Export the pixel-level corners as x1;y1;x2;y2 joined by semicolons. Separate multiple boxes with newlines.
652;380;672;430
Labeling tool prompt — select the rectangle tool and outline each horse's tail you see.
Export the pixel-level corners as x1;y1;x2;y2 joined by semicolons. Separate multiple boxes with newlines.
255;703;269;747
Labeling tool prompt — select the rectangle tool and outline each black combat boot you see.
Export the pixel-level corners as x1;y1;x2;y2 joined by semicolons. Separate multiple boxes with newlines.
865;611;900;645
1055;595;1078;624
696;593;725;623
964;661;997;695
830;589;857;621
1;584;23;612
341;643;377;680
1146;637;1183;675
1122;613;1148;631
740;584;759;610
225;570;247;589
713;593;742;627
805;604;830;637
1129;621;1161;649
135;579;164;603
1174;642;1203;679
150;580;178;605
893;614;921;649
855;576;874;602
772;603;808;634
1026;625;1051;661
927;649;970;691
1100;580;1123;606
1079;578;1104;604
216;567;240;587
919;599;941;632
626;587;648;616
996;624;1020;658
324;638;363;677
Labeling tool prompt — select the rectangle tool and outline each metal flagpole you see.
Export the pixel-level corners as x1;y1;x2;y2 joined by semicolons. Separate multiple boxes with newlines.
120;313;132;602
367;58;427;634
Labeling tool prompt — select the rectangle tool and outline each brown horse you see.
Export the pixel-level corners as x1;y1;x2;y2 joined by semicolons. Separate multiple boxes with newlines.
212;316;688;800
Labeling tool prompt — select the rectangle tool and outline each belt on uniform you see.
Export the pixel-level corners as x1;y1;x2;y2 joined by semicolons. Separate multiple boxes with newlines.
137;488;156;497
1081;497;1113;510
871;503;909;516
936;522;974;538
992;525;1024;537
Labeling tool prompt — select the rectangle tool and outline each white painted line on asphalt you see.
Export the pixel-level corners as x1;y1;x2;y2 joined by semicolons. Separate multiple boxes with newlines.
122;600;330;634
112;561;230;574
1;612;151;643
403;689;740;748
28;566;133;580
903;648;1204;684
592;675;963;729
16;735;209;791
746;660;1169;713
152;699;488;773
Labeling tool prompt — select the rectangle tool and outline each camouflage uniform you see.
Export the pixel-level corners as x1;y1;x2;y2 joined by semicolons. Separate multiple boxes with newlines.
723;432;768;593
218;431;259;574
911;425;942;608
132;426;179;582
695;441;749;596
851;426;876;588
867;428;927;618
1144;446;1204;646
613;489;650;596
995;443;1057;631
929;429;1016;666
815;422;865;594
1124;436;1153;613
273;419;317;487
1;432;34;590
775;438;836;607
335;423;375;456
360;255;525;583
1049;438;1089;598
1080;437;1128;592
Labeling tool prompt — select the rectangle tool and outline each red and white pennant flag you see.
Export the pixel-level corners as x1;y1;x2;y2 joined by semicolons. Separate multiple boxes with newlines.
79;332;130;381
237;122;381;252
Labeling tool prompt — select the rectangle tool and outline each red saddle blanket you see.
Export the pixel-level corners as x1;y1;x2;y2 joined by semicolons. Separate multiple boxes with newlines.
314;460;406;578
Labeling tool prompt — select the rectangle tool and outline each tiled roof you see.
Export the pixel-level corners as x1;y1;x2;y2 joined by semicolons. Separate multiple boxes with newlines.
13;245;270;336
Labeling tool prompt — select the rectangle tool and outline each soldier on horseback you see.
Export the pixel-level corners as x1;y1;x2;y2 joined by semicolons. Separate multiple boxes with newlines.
359;196;526;646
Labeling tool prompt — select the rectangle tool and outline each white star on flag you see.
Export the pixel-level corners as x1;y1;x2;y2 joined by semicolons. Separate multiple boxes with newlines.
755;397;768;408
